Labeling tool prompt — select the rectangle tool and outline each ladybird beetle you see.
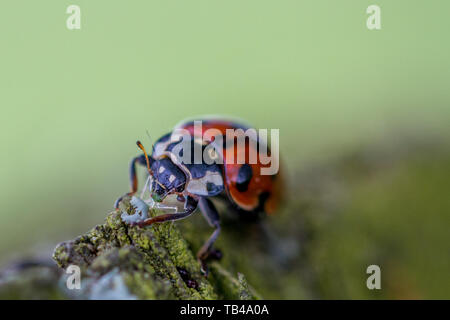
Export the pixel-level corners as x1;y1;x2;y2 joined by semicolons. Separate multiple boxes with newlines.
115;117;282;272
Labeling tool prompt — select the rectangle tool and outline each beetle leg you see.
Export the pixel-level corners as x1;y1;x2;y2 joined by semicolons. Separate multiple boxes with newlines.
114;154;147;210
197;197;221;275
134;195;198;226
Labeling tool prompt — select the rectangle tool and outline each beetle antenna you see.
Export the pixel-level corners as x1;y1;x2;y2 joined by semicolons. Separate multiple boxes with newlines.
146;130;154;150
137;140;166;190
136;141;153;175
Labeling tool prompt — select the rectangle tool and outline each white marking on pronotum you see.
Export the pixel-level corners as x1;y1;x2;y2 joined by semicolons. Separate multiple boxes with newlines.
168;175;176;183
159;166;165;173
186;171;223;196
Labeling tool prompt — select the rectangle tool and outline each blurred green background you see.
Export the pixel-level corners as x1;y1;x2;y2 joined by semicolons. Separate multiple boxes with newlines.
0;1;449;298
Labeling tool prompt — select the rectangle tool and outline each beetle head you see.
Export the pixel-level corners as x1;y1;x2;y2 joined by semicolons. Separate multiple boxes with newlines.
149;157;186;202
136;140;186;202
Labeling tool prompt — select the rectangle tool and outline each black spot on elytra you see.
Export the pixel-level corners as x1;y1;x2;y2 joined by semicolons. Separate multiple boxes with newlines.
258;191;271;208
236;164;253;192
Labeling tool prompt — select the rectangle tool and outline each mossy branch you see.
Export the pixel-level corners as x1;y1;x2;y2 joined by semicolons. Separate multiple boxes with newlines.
51;197;260;300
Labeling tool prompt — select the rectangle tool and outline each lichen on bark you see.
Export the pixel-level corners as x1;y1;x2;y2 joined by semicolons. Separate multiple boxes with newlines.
52;197;260;300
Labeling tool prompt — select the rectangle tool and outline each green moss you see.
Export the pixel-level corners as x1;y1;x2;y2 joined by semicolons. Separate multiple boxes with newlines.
52;199;257;299
209;262;262;299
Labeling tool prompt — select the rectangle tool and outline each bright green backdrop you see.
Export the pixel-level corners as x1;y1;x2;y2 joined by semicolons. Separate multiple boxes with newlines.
0;1;449;270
